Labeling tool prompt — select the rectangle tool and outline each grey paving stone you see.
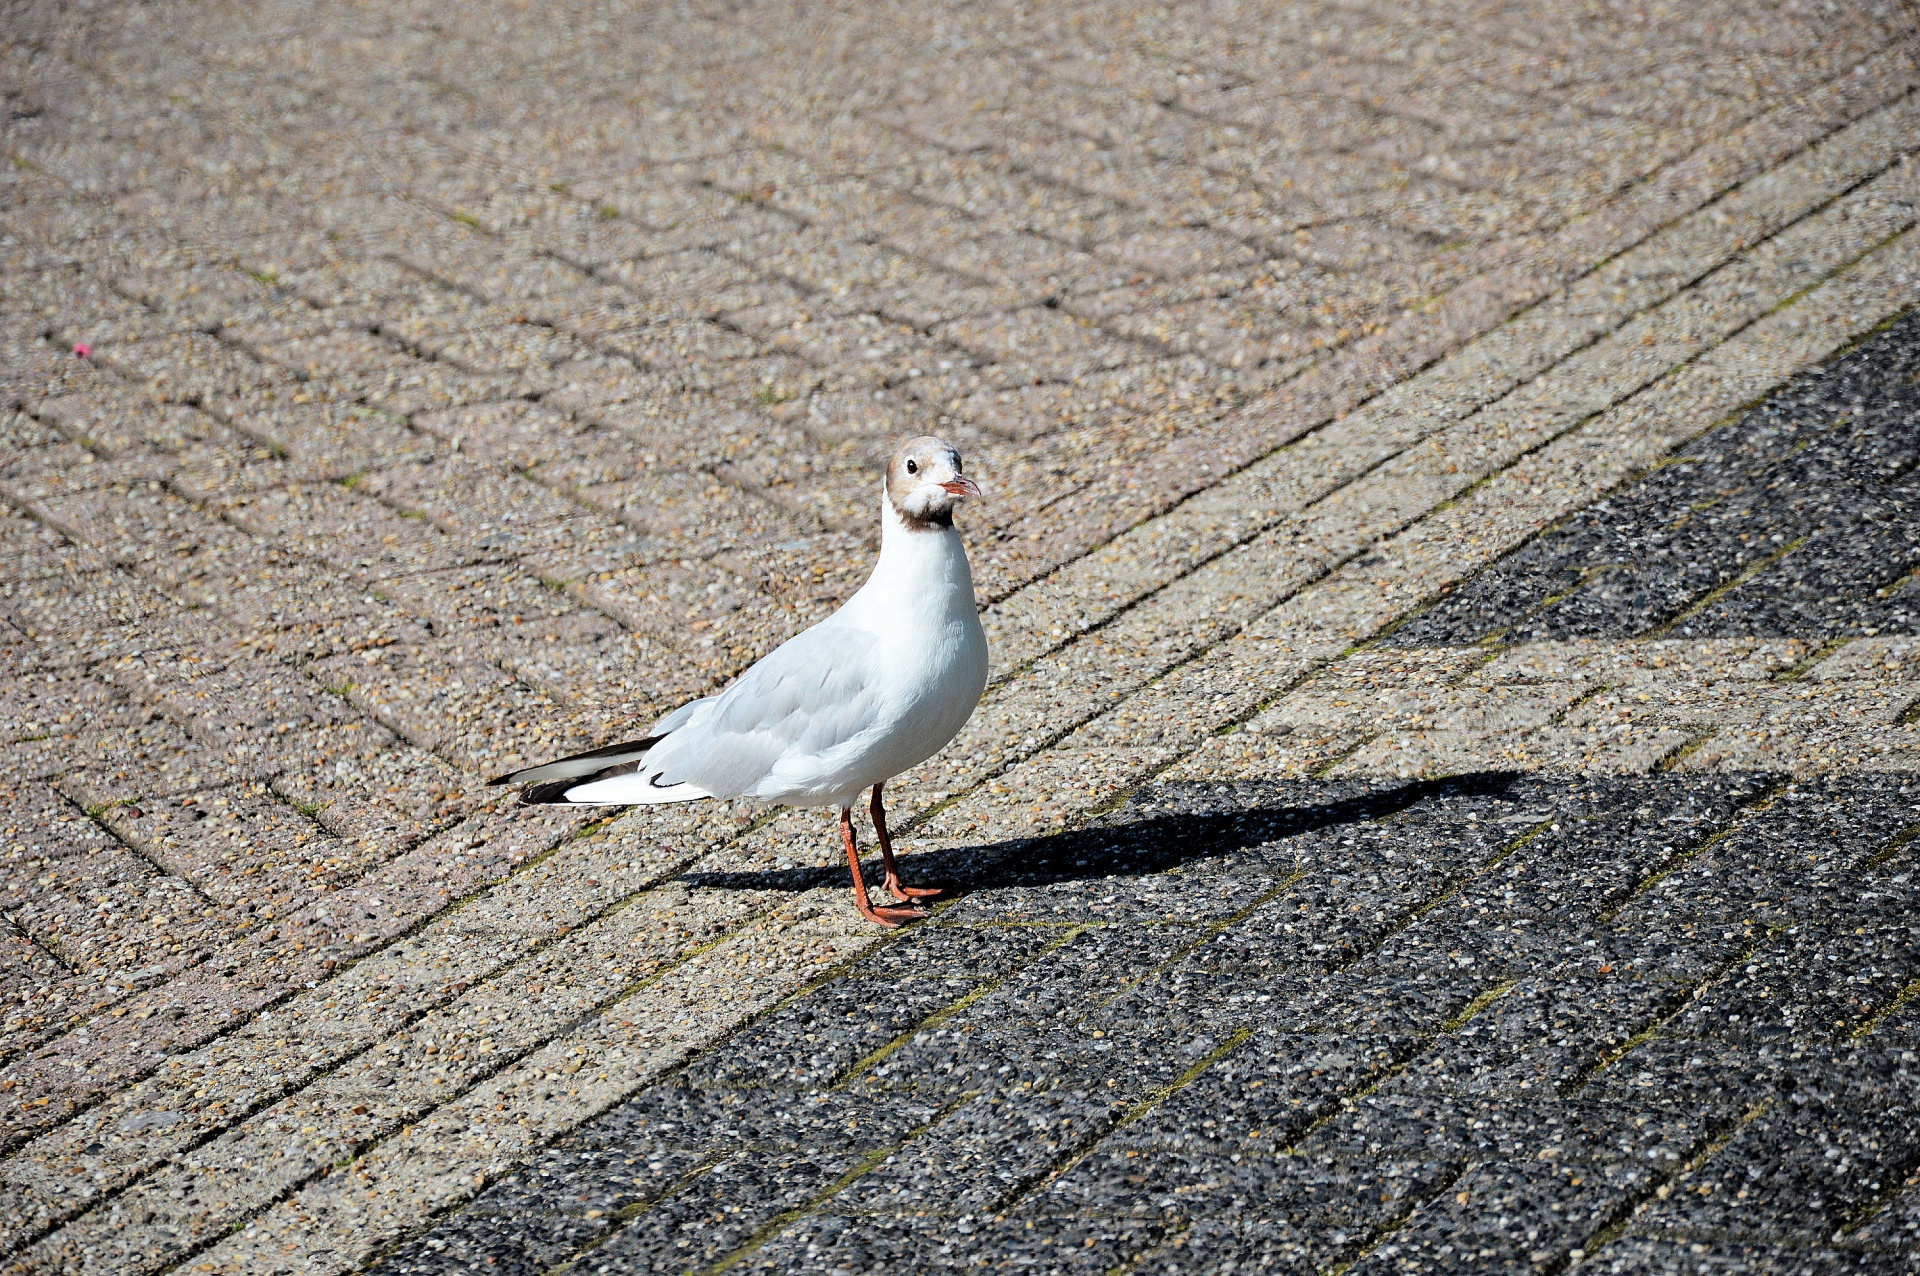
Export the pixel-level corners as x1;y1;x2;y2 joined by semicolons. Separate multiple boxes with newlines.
758;1211;1167;1274
1349;1157;1642;1274
677;976;964;1092
1593;1237;1909;1275
373;771;1920;1272
841;1087;1131;1216
1392;312;1920;647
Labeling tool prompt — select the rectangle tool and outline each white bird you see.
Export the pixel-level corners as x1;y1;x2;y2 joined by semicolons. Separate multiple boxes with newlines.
492;436;989;926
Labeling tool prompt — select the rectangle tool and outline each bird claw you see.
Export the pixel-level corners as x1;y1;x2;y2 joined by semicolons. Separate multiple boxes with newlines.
859;902;929;926
886;879;945;901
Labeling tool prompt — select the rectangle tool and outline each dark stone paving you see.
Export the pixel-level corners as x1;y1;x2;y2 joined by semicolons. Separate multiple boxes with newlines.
1390;311;1920;647
373;772;1920;1274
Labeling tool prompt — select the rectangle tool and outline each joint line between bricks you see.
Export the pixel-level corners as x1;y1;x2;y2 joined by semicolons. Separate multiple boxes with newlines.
0;151;1889;1181
65;784;221;907
1557;1097;1775;1270
0;909;84;981
974;128;1920;695
826;921;1094;1091
1562;934;1783;1098
140;891;825;1276
688;1099;971;1276
0;807;769;1257
527;1154;730;1276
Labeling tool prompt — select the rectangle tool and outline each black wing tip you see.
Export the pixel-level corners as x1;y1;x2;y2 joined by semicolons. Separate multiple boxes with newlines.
519;778;580;806
488;735;666;792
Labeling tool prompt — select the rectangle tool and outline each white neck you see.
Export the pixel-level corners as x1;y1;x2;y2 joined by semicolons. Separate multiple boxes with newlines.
840;496;977;627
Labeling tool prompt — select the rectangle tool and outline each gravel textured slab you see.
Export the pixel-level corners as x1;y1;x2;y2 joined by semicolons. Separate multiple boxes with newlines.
374;773;1920;1274
1393;310;1920;648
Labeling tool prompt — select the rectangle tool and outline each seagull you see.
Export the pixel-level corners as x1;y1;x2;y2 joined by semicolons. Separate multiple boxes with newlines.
491;436;989;926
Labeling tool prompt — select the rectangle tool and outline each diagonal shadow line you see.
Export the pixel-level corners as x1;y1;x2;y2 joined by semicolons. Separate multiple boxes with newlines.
679;772;1524;896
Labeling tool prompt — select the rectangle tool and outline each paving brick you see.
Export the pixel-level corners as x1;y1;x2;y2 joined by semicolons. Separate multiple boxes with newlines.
92;331;282;402
0;780;216;993
217;482;481;580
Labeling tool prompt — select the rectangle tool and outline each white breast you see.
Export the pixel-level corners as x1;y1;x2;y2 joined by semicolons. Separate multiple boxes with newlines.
586;495;988;812
753;502;988;806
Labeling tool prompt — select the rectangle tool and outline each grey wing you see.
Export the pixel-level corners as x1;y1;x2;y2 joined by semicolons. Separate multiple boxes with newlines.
649;696;714;735
495;698;721;786
640;624;883;798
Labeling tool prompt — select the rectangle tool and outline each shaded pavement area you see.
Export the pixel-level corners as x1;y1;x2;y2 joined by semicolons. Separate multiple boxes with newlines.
384;771;1920;1275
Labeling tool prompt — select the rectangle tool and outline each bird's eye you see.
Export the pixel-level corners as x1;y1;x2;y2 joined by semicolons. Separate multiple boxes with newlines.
905;459;918;474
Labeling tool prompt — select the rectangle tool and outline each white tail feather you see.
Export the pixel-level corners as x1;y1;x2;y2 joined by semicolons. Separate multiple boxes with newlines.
561;774;710;805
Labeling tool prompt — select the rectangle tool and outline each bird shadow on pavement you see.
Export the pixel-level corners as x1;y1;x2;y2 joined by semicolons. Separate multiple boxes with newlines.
678;771;1523;896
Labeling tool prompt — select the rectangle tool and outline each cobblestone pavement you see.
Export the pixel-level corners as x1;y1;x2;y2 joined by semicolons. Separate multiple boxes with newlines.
2;0;1919;1272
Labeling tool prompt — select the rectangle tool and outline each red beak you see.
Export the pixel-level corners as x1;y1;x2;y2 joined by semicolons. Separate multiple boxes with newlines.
939;477;982;499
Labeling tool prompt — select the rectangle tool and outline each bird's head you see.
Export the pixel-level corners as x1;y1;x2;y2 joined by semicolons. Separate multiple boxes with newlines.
885;435;979;530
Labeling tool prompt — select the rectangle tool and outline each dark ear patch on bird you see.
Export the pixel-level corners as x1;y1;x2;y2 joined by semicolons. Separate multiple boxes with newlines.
886;435;966;531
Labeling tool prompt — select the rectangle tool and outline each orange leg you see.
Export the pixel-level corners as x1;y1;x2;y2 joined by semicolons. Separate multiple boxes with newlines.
872;783;944;902
841;806;926;926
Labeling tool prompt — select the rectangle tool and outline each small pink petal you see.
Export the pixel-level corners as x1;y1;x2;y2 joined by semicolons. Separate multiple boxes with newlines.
72;342;91;358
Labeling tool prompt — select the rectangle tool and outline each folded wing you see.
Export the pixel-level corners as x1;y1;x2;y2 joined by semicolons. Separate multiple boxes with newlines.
492;697;712;805
519;624;885;806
